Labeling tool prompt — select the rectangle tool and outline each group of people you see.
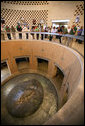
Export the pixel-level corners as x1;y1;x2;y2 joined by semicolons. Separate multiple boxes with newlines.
30;24;84;44
1;23;30;40
1;23;84;44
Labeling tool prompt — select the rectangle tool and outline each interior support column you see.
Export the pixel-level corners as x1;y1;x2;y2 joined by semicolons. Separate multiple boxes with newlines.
59;70;70;108
48;61;57;78
7;58;18;74
30;56;38;70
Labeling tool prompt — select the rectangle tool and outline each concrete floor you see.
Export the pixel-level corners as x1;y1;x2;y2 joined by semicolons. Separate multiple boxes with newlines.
1;73;58;125
71;40;84;57
52;37;84;57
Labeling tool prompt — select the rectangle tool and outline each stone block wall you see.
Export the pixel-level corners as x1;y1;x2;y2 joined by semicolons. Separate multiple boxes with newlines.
1;1;84;27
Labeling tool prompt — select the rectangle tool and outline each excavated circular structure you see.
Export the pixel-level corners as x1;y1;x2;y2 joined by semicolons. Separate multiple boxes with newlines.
1;73;58;125
6;79;43;118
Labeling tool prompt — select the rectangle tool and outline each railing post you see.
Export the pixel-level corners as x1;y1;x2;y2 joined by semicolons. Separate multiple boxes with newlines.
29;32;31;40
43;33;45;40
39;33;41;40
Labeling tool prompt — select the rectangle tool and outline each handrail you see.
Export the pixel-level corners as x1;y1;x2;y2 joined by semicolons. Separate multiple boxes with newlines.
1;31;84;41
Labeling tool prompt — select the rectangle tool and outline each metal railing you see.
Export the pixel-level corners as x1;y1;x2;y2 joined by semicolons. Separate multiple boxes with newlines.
1;31;84;45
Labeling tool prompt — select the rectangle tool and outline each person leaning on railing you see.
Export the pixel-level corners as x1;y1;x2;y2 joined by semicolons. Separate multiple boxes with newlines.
57;27;63;43
48;27;53;41
34;26;39;40
67;25;76;47
27;26;30;39
73;25;77;42
16;24;22;39
61;26;68;44
41;26;44;40
51;26;57;41
22;25;30;39
5;25;11;40
44;27;48;39
31;26;35;39
76;26;83;44
67;26;71;34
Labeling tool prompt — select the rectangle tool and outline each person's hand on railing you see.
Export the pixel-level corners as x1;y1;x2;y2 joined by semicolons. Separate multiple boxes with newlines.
58;32;62;35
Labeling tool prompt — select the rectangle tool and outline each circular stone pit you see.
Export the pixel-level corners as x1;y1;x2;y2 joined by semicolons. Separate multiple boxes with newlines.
6;79;44;118
1;73;58;125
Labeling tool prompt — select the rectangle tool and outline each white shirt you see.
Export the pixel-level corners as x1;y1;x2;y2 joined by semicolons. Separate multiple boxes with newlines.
22;27;29;32
51;29;57;33
67;28;71;33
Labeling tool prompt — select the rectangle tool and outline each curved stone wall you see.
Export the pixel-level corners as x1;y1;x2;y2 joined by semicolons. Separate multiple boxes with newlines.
1;40;84;124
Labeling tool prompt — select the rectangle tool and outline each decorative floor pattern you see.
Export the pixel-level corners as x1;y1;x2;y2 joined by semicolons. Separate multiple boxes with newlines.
1;73;58;125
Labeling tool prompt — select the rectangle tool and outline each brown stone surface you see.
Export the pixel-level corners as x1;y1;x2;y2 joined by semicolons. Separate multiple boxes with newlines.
1;73;58;125
6;79;43;118
1;40;84;125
